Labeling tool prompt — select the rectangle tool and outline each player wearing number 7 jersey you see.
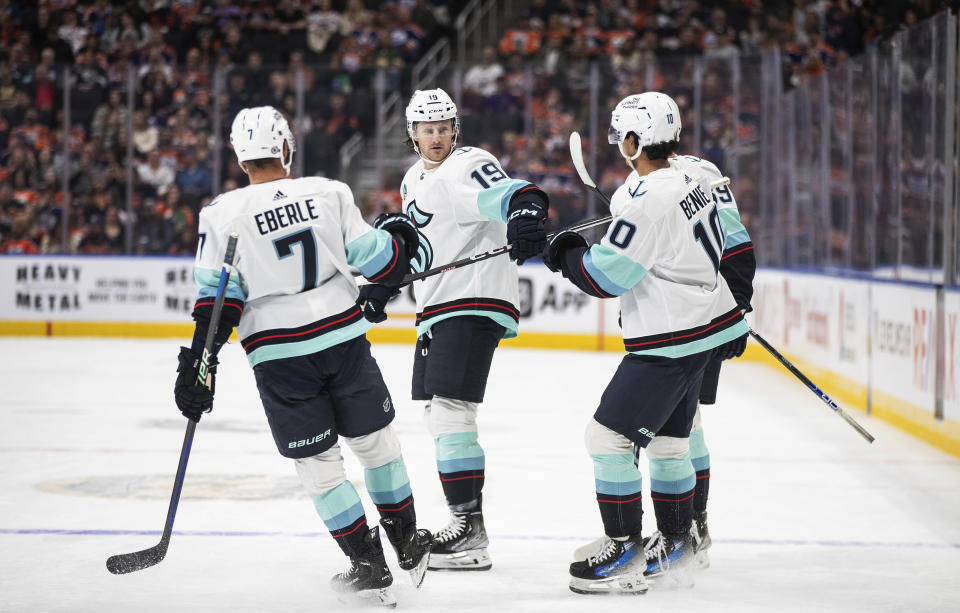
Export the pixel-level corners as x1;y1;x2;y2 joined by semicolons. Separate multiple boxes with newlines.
541;92;749;595
396;88;549;572
175;106;432;608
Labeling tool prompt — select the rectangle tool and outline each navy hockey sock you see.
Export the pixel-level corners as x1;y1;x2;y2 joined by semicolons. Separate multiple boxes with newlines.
365;458;416;528
435;432;485;505
311;481;370;557
689;428;710;515
591;453;643;538
649;456;696;536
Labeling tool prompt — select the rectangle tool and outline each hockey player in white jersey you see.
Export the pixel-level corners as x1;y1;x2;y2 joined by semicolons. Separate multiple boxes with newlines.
542;92;749;594
173;106;432;607
394;88;549;571
666;110;757;569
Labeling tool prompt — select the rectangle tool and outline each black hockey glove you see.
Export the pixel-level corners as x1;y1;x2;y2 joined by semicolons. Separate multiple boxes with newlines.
174;346;218;422
542;230;587;273
358;283;400;323
374;212;420;261
715;333;748;361
506;187;549;264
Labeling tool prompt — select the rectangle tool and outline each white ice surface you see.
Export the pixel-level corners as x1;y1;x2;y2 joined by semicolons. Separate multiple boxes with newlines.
1;338;959;613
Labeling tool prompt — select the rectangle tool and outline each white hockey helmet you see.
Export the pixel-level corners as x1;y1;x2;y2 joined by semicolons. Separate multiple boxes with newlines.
405;88;459;161
608;92;681;161
230;106;297;176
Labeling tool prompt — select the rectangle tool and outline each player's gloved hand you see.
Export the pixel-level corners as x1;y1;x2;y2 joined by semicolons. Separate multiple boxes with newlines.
715;333;748;361
542;230;587;273
374;212;420;260
174;346;217;422
506;188;549;264
357;283;400;323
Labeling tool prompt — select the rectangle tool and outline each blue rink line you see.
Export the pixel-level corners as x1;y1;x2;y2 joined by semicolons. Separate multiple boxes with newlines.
2;528;959;550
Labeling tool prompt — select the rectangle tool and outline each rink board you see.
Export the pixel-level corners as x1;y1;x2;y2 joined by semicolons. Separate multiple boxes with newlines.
0;256;958;456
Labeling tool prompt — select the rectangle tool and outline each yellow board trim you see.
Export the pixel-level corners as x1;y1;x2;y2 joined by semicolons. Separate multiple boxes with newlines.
2;320;958;457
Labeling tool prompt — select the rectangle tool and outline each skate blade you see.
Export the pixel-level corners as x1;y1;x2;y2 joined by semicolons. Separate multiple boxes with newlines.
427;548;492;571
336;587;397;608
645;563;695;590
569;572;649;595
407;551;430;588
694;550;710;569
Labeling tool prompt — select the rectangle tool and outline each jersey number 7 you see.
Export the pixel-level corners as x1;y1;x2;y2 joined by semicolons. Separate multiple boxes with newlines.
274;229;318;292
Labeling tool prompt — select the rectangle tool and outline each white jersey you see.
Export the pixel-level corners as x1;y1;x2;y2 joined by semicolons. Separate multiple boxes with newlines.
400;146;532;338
582;166;748;357
668;155;752;252
195;176;398;366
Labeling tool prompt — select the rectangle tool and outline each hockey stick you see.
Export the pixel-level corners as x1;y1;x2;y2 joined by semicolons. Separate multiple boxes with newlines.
106;232;239;575
569;131;731;204
400;214;613;284
748;329;875;443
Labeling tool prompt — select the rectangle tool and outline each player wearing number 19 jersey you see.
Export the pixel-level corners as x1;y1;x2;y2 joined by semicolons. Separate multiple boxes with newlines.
173;106;432;607
398;88;549;571
542;92;749;595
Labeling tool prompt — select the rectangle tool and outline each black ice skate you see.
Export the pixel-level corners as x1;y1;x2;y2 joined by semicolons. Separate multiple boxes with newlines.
428;497;491;571
380;517;433;588
330;526;396;608
642;530;696;588
568;536;648;595
691;512;711;569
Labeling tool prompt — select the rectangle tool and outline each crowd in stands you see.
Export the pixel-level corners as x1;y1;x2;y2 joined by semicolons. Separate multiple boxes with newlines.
0;0;455;254
455;0;953;235
0;0;951;255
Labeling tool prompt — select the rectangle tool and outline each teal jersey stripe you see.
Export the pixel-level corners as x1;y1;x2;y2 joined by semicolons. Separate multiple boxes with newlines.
595;477;643;496
195;267;246;301
246;318;370;366
476;179;530;221
435;432;484;462
438;456;485;473
629;319;749;358
345;229;394;278
650;475;697;495
416;310;517;340
719;208;751;248
590;453;642;483
689;429;709;459
310;481;363;524
584;245;648;296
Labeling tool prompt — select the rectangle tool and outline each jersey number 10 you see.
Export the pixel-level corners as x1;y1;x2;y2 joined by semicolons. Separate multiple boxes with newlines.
693;206;724;273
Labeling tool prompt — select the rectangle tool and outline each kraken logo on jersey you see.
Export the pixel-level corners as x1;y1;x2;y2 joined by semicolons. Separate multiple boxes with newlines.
405;199;434;273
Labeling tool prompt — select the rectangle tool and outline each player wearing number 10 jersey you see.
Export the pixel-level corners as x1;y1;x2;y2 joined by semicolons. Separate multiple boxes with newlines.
175;106;432;607
542;92;749;595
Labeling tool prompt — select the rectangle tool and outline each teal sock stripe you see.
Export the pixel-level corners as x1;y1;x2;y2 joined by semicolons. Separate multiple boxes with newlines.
590;453;643;495
689;428;710;472
435;431;485;473
309;481;365;531
649;454;696;495
364;458;413;505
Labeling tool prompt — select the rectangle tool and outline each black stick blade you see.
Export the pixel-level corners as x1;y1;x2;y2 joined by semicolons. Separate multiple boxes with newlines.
106;542;168;575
